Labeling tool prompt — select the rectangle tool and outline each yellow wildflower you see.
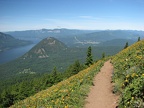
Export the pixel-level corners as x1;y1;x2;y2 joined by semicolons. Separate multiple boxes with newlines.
126;75;129;78
65;105;69;108
131;73;136;77
125;79;128;82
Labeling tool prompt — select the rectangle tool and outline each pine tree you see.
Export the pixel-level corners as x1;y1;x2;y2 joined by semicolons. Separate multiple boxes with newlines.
102;52;105;59
52;67;57;77
124;42;128;49
137;37;140;42
51;67;60;83
71;60;81;75
85;46;93;67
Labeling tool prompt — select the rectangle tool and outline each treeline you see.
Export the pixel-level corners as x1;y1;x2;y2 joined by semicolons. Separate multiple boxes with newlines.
0;46;95;107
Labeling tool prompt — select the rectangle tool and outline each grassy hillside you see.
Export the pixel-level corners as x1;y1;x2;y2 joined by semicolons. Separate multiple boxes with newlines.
111;39;144;108
10;39;144;108
10;59;107;108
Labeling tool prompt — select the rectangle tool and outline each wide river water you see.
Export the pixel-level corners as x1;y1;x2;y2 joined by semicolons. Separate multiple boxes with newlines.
0;44;36;64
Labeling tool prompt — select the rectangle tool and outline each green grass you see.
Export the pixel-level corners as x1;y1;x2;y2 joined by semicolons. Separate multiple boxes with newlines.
111;40;144;108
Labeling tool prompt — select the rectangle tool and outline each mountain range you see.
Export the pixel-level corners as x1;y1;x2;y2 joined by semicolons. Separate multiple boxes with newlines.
6;29;144;47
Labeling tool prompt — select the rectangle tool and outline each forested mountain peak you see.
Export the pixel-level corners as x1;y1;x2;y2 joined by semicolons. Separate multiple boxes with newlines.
23;37;67;59
0;32;14;40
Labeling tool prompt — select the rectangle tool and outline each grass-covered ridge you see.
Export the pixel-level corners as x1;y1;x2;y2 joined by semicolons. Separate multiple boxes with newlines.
111;40;144;108
10;40;144;108
10;59;106;108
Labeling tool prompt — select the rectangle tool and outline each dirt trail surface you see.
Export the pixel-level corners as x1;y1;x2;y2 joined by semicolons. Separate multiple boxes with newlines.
85;60;119;108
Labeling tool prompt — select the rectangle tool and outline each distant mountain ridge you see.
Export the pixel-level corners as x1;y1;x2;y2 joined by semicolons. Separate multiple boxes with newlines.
6;29;144;47
0;32;31;52
6;28;94;39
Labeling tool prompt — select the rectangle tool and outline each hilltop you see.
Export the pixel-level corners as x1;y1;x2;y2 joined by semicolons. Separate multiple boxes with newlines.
9;39;144;107
23;37;67;59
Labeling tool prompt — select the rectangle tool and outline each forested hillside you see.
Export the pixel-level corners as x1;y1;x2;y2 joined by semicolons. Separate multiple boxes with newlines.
0;32;31;52
0;37;122;80
9;59;106;108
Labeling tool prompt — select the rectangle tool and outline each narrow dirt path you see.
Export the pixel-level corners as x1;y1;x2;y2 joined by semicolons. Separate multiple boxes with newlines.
85;60;119;108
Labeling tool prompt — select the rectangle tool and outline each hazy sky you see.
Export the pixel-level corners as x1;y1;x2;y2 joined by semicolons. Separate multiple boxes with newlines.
0;0;144;31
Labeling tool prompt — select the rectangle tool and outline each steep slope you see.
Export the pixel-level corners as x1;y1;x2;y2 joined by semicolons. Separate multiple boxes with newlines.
10;59;106;108
10;39;144;108
111;39;144;108
0;32;31;52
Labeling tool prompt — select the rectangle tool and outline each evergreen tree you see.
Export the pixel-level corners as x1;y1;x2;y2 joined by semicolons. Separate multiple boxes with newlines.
71;60;81;75
124;42;128;49
51;67;61;83
52;67;57;79
1;89;14;107
85;46;93;66
102;52;105;59
137;37;140;42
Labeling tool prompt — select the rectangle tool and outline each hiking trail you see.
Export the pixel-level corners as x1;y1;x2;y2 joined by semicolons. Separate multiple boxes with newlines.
85;60;119;108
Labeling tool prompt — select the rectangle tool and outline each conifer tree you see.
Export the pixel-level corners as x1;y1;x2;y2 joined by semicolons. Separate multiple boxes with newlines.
71;60;81;75
137;37;140;42
52;67;57;79
85;46;93;66
124;42;128;49
102;52;105;59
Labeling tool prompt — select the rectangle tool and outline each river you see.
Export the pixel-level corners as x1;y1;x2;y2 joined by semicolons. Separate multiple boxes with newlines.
0;44;36;64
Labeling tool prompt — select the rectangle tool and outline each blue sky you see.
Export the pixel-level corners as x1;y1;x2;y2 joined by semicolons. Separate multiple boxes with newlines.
0;0;144;31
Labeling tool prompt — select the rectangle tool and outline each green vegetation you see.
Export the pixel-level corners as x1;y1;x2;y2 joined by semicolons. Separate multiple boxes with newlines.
0;32;31;52
9;59;106;108
85;46;93;67
0;59;85;107
1;35;143;107
102;52;105;59
137;37;140;42
123;42;129;49
0;46;122;80
112;40;144;108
